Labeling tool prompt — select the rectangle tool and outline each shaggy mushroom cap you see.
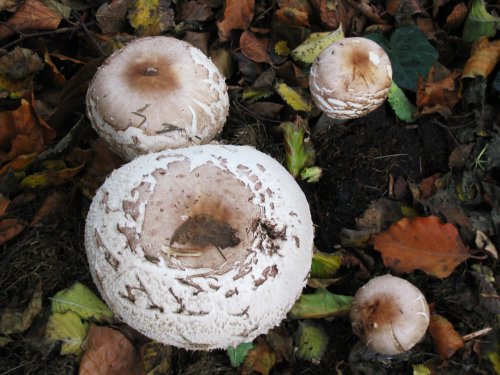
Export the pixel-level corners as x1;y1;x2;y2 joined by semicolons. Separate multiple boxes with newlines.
309;37;392;119
350;274;430;355
86;37;229;160
84;144;314;350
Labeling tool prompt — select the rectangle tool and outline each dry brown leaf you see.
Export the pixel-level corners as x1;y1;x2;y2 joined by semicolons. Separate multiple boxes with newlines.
0;99;55;166
0;218;25;245
445;3;468;31
275;7;310;27
240;30;272;64
373;216;470;278
0;0;61;40
312;0;350;30
418;173;441;199
216;0;255;41
0;153;38;175
428;313;464;359
462;37;500;79
30;191;67;226
178;0;213;21
242;339;277;375
417;67;461;117
433;0;449;17
79;325;142;375
0;196;9;216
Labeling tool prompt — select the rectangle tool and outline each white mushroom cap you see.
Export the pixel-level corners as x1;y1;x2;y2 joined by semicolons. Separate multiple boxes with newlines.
309;37;392;119
86;37;229;160
350;274;430;355
84;144;314;350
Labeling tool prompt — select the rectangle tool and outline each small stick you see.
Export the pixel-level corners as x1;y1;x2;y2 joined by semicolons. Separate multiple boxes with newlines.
462;327;493;342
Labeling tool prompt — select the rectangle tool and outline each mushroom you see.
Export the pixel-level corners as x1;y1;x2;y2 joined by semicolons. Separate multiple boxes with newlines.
86;36;229;160
350;274;430;355
84;144;314;350
309;37;392;120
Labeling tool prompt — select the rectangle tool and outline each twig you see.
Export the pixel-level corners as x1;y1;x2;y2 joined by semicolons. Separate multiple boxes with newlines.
73;11;105;57
462;327;493;341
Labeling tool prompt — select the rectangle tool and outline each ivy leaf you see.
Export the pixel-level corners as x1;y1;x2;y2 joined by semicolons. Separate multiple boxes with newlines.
462;0;499;43
288;288;352;319
295;321;328;363
366;25;438;91
227;342;254;367
51;282;113;323
387;82;417;123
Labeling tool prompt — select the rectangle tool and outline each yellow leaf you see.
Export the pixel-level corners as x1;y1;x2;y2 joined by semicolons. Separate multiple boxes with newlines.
275;83;311;112
128;0;174;36
291;26;344;64
462;37;500;79
274;40;290;57
45;311;89;356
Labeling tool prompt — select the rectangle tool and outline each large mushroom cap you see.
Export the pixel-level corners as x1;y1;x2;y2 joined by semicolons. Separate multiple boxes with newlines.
309;37;392;120
84;144;314;350
86;37;229;160
350;274;430;355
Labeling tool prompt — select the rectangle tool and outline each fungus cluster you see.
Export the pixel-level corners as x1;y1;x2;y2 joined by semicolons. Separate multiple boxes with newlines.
84;145;314;349
350;274;430;355
86;36;229;160
309;37;392;120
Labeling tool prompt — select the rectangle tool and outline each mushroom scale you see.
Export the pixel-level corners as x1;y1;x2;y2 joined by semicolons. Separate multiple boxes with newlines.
350;274;430;355
84;145;314;350
86;37;229;160
309;37;392;120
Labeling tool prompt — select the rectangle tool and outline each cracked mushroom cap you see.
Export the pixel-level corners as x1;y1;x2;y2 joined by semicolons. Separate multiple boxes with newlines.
86;37;229;160
309;37;392;120
84;144;314;350
350;274;430;355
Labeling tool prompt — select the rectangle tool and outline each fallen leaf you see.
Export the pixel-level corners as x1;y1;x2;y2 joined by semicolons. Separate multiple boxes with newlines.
462;37;500;79
51;282;113;323
20;162;83;189
239;30;272;64
0;218;25;245
428;313;464;359
80;325;142;375
227;342;254;367
128;0;175;36
0;195;9;216
45;311;89;356
417;67;461;117
241;339;276;375
310;251;342;279
141;341;173;374
177;0;212;21
418;173;441;200
275;7;309;27
96;0;129;34
373;216;470;278
288;288;352;319
266;327;293;362
246;102;283;119
0;0;62;40
387;82;417;123
356;198;404;232
295;320;328;363
0;281;42;335
291;27;344;64
462;0;500;43
0;47;43;84
216;0;254;41
280;118;315;178
445;3;468;31
29;190;67;226
275;83;311;112
0;99;55;165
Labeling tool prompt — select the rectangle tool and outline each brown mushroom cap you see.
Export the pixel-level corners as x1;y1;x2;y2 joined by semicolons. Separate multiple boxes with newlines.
350;274;430;355
86;37;229;160
309;37;392;120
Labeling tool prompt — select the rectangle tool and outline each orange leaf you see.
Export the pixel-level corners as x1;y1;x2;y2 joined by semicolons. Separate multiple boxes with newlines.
242;339;277;375
462;37;500;79
373;216;470;278
216;0;255;41
0;99;55;165
0;0;62;40
275;7;310;27
428;313;464;359
79;325;142;375
416;67;461;117
0;218;25;245
445;3;468;31
0;196;9;216
240;30;271;64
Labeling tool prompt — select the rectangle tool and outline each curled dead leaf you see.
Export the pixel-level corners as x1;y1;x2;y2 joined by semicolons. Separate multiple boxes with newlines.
417;67;461;117
216;0;255;41
428;313;464;359
240;30;272;64
373;216;470;278
275;7;310;27
0;218;25;245
462;37;500;79
445;3;468;31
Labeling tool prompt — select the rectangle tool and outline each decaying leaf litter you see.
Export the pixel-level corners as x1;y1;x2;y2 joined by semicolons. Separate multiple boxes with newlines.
0;0;499;374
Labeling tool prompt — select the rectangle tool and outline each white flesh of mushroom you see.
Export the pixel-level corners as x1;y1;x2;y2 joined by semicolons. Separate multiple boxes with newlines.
84;145;314;350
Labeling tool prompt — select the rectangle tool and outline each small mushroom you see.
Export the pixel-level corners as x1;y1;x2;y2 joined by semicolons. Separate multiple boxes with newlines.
86;37;229;160
85;144;314;350
350;274;430;355
309;37;392;120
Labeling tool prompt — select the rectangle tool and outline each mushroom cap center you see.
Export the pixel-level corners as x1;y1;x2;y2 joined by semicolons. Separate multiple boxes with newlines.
125;56;180;93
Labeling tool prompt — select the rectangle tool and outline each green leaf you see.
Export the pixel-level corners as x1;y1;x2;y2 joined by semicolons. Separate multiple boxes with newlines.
463;0;499;43
295;321;328;363
227;342;254;367
51;282;113;323
275;83;312;112
291;26;344;64
413;364;431;375
387;82;417;123
300;166;322;183
241;88;273;103
310;251;342;279
366;26;438;91
288;288;352;319
280;119;315;178
45;311;89;356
